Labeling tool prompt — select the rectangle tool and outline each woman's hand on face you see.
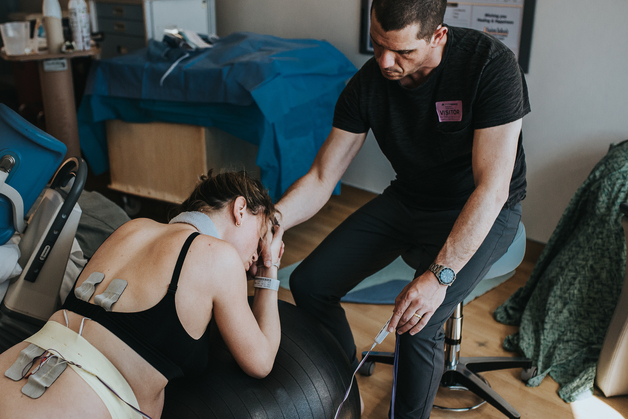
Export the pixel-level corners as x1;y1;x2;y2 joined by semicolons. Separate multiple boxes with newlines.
267;223;285;266
249;221;284;278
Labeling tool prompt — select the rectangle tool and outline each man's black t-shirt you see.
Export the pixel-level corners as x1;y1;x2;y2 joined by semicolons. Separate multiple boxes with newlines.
333;26;531;211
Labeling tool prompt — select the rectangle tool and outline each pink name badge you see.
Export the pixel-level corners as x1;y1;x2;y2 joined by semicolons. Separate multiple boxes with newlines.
436;101;463;122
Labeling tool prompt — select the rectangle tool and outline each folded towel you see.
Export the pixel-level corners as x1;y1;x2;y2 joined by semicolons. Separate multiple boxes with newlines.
0;233;22;302
0;233;22;284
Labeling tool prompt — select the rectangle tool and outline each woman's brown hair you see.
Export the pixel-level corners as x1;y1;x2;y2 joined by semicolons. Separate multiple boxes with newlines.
173;170;278;224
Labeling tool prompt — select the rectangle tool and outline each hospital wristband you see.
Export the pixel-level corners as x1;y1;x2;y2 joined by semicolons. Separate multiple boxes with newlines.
254;276;280;291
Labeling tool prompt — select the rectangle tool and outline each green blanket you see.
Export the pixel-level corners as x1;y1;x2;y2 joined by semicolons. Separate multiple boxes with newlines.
494;140;628;402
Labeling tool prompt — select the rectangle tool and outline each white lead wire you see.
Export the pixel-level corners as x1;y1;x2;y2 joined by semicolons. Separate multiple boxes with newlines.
333;341;377;419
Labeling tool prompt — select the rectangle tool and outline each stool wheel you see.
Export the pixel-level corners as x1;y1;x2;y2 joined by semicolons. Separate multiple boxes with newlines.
358;360;375;376
521;366;537;382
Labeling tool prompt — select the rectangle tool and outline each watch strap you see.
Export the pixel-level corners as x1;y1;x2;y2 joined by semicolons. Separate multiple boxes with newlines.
428;263;456;286
428;262;442;276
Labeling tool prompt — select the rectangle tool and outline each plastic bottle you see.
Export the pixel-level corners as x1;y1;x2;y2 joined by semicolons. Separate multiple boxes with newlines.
42;0;64;54
68;0;91;51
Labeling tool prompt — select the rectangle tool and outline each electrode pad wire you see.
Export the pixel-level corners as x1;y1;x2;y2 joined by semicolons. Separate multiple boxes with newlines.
18;352;48;380
333;341;377;419
334;315;394;419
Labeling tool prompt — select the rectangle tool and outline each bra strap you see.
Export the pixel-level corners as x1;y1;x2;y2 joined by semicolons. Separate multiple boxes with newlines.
168;232;201;294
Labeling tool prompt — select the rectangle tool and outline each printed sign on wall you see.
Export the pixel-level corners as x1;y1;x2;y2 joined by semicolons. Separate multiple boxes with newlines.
445;1;524;58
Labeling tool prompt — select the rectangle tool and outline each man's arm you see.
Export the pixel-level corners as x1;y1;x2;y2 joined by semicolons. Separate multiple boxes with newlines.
259;127;367;268
388;118;523;334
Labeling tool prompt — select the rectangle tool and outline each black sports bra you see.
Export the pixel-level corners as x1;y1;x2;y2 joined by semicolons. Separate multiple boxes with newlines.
62;232;211;380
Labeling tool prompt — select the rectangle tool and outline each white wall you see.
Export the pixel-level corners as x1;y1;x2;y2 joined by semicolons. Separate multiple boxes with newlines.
215;0;628;243
517;0;628;242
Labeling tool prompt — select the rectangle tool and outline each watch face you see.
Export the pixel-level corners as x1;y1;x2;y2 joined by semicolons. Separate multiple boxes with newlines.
439;268;455;284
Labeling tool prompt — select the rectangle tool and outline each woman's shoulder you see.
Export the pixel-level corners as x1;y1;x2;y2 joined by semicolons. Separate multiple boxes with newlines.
188;233;242;271
105;218;162;241
106;220;244;272
119;217;161;231
180;234;246;296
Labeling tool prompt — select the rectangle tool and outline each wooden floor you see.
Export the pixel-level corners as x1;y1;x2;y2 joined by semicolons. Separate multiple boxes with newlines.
274;185;628;419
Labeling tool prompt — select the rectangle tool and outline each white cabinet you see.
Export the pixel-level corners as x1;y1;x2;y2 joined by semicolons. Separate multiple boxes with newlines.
90;0;216;58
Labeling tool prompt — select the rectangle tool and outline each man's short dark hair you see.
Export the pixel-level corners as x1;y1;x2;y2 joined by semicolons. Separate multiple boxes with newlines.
372;0;447;40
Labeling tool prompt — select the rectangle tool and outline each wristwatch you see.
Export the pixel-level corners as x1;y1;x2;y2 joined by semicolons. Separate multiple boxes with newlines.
428;263;456;286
